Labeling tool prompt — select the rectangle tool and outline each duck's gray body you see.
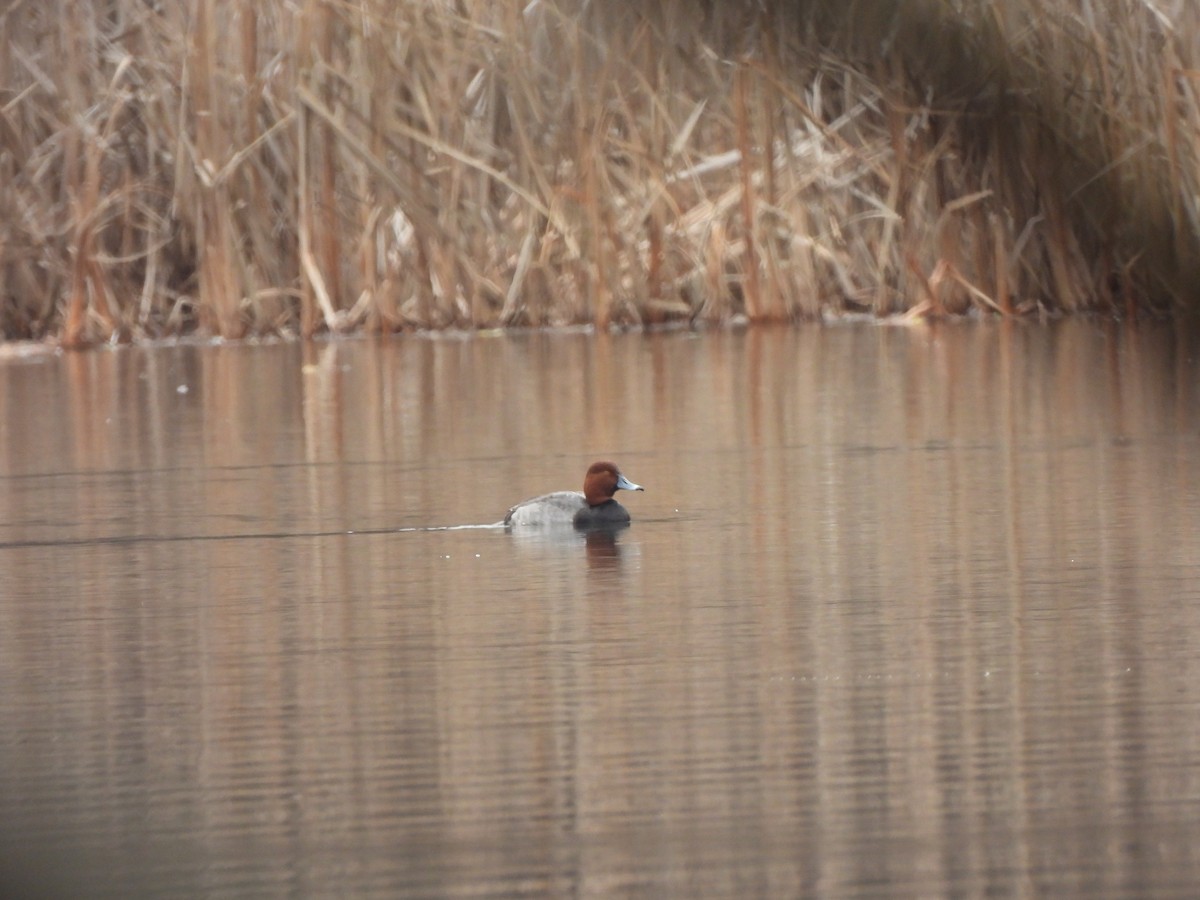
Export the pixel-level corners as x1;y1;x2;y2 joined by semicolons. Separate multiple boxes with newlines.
504;491;588;527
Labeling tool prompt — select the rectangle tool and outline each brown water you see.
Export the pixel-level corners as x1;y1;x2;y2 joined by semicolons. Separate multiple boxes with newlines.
2;321;1199;898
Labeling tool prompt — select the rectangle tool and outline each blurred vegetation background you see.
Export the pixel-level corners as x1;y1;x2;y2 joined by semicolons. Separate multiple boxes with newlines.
1;1;1196;344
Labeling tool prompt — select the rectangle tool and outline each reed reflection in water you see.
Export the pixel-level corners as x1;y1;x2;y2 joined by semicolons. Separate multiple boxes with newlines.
2;321;1199;897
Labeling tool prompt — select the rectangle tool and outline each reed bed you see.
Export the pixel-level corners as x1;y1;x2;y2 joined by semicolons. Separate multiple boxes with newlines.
0;1;1197;343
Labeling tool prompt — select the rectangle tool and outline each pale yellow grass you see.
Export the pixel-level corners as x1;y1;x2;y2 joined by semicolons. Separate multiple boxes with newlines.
0;1;1196;343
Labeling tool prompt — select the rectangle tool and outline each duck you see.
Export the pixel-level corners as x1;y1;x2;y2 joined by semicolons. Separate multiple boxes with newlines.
504;461;644;529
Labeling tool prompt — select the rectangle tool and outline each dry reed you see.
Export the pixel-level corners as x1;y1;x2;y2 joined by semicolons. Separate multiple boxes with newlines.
0;0;1197;343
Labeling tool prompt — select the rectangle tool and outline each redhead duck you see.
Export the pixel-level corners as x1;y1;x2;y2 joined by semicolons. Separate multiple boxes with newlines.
504;461;644;529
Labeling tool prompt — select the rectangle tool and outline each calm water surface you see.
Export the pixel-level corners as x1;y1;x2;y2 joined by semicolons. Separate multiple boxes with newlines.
2;321;1200;897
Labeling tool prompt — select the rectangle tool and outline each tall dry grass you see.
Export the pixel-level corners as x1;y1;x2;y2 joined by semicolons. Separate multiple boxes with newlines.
0;1;1197;343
